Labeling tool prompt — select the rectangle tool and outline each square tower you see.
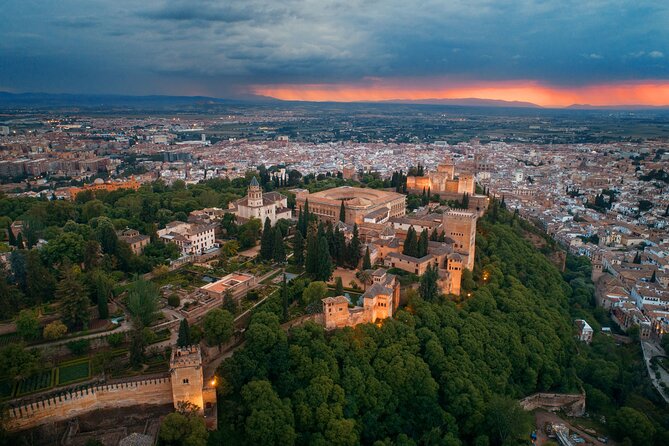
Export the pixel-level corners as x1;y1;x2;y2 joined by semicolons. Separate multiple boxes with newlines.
442;210;477;270
170;346;205;411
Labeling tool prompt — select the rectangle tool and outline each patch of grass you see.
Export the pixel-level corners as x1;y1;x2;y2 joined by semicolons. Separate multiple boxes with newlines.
57;360;91;385
16;370;54;396
0;378;15;400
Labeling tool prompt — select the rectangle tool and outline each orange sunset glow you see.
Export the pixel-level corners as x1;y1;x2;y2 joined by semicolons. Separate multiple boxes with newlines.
252;79;669;108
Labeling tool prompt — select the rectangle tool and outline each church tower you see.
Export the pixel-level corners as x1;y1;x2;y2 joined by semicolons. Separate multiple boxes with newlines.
247;176;263;207
591;252;604;283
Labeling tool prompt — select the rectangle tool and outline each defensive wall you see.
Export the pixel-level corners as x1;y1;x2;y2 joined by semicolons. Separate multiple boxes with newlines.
518;392;586;417
5;376;173;432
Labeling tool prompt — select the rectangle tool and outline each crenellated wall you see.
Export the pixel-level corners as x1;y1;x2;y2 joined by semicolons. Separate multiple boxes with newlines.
6;377;173;432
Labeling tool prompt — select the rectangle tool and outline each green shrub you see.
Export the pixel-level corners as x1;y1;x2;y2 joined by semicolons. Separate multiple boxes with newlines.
66;339;91;356
167;294;181;308
107;332;125;347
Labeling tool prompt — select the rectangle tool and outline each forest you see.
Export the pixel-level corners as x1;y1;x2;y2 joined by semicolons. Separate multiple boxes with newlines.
207;206;668;446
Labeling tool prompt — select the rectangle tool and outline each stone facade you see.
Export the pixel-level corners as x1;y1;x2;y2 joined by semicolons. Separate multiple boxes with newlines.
322;268;400;330
296;186;405;225
405;157;475;196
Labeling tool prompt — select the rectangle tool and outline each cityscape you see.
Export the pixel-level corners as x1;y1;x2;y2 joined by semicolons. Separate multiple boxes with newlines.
1;1;669;446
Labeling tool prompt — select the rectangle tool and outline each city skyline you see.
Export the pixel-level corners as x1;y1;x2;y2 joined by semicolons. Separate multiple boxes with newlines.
2;1;669;107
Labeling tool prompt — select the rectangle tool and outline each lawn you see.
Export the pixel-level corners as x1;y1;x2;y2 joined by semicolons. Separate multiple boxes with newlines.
16;370;54;396
57;360;91;385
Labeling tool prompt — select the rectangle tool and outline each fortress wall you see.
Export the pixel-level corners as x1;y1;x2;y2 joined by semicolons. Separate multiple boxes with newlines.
519;392;586;417
6;377;173;432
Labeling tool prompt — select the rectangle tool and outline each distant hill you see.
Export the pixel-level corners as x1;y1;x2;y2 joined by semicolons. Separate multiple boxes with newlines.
0;91;276;108
566;103;669;110
378;97;542;108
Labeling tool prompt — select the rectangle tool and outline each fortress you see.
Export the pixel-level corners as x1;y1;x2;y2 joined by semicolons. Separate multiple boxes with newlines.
5;346;217;433
405;156;475;197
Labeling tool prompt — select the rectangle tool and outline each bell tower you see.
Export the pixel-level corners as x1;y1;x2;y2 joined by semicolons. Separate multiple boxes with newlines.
247;176;263;207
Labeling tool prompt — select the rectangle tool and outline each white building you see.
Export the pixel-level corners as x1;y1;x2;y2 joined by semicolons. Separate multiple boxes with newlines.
229;177;292;226
575;319;593;344
157;221;217;256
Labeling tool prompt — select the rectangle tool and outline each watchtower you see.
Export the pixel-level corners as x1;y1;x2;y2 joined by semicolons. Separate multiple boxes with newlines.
170;346;204;411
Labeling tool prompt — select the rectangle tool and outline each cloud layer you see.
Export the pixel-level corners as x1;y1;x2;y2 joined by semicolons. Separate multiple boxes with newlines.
1;0;669;104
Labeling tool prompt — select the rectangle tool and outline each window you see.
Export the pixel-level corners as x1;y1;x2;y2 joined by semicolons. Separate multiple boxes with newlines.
183;378;189;384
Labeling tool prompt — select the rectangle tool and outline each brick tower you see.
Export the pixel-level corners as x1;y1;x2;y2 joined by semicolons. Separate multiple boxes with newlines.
170;346;205;411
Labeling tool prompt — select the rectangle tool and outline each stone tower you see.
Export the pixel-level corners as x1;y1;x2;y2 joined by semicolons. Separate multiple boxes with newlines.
170;346;205;411
442;210;477;271
591;252;604;283
247;176;263;207
446;253;464;296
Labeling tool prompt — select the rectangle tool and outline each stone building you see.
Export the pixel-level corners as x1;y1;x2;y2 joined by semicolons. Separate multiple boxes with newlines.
157;221;217;256
405;156;475;196
322;268;400;330
117;228;151;255
229;177;292;226
295;186;405;225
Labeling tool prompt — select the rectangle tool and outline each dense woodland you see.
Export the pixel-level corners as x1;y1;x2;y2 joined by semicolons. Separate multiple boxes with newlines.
206;205;669;446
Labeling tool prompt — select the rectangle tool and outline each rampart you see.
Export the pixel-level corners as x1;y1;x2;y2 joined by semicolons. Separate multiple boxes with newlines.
5;376;173;432
519;392;586;417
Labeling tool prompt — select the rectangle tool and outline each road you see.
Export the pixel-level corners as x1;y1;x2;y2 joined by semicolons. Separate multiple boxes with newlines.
641;340;669;404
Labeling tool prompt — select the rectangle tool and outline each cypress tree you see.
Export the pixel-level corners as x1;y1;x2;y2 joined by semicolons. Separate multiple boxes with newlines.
334;276;344;296
16;233;24;250
363;246;372;270
316;234;333;281
305;228;319;275
633;251;641;264
326;222;335;258
297;207;304;237
403;226;417;257
223;289;238;314
272;228;286;263
6;223;16;246
462;193;470;209
348;223;362;268
98;292;109;320
430;228;438;241
177;319;191;347
418;229;429;257
650;270;657;283
260;217;274;261
293;230;305;265
438;230;446;242
419;263;439;301
334;228;346;266
500;195;506;209
339;200;346;222
281;274;289;322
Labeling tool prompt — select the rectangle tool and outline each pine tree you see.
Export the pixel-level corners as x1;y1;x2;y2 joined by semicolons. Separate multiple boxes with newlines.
362;246;372;270
260;217;274;261
293;230;305;266
339;200;346;222
418;229;429;257
177;319;191;347
57;267;90;329
272;228;286;263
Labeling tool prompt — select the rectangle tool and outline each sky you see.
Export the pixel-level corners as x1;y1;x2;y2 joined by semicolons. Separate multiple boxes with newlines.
2;0;669;107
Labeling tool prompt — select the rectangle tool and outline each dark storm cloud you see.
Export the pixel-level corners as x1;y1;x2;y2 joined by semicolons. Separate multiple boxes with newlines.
1;0;668;95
